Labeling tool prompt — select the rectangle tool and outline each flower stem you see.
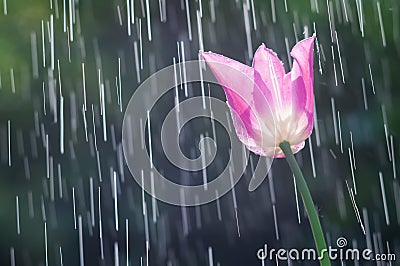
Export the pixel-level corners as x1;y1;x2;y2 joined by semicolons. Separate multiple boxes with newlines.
279;141;331;266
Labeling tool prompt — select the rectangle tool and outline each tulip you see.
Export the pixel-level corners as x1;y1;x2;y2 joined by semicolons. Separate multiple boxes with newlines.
200;35;331;266
199;35;315;158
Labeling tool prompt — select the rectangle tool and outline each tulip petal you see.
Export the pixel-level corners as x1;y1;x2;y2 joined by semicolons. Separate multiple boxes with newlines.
200;51;266;149
290;35;315;115
245;144;273;157
225;89;262;148
289;35;316;141
252;44;286;108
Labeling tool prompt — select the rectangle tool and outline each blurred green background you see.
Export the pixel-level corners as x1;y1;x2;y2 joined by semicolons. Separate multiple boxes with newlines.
0;0;399;265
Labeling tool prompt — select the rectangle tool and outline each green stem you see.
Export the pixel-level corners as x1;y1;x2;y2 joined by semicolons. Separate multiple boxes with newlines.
279;141;331;266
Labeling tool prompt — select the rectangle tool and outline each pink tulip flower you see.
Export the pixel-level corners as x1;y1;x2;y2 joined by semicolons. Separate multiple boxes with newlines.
200;35;315;158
